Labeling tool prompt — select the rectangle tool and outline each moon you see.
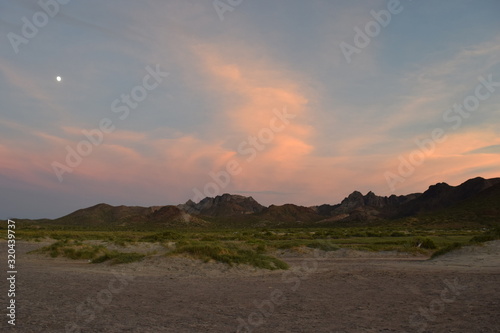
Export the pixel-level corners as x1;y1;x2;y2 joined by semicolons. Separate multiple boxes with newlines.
56;76;62;82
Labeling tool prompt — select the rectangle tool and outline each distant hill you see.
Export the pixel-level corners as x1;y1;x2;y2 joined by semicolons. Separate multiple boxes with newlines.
178;193;265;216
396;177;500;217
10;176;500;229
312;191;420;222
147;205;209;227
407;179;500;228
53;203;152;226
257;204;324;226
53;203;208;228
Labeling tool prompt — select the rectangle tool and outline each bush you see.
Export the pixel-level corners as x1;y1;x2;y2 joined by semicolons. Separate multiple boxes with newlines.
92;252;145;265
35;240;106;259
410;237;437;249
274;240;305;249
112;252;145;264
431;242;463;259
92;253;113;263
307;240;339;252
140;231;185;242
470;227;500;243
33;240;145;265
255;244;267;253
170;242;289;270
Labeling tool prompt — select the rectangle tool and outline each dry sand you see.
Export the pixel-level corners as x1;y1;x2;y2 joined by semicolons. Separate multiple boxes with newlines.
1;240;499;333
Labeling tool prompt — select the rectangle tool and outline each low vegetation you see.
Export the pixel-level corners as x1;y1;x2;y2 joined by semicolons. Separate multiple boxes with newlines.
14;224;499;269
169;241;289;270
92;252;146;265
31;240;145;265
429;227;500;259
32;240;106;259
470;227;500;243
431;242;464;259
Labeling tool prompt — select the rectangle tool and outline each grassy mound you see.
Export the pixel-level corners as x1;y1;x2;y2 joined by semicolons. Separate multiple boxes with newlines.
470;227;500;243
431;242;463;259
430;228;500;259
32;240;145;265
92;252;145;265
140;230;185;242
34;240;106;259
169;241;289;270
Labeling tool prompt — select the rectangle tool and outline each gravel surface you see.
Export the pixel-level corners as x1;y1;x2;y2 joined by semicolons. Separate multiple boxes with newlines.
1;240;499;333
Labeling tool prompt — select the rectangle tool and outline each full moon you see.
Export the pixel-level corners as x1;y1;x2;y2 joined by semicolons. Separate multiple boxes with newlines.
56;76;62;82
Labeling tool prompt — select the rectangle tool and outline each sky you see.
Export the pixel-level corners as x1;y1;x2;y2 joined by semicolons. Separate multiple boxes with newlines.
1;0;500;219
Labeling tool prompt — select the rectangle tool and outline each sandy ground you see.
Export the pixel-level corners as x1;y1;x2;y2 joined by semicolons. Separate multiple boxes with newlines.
1;240;499;333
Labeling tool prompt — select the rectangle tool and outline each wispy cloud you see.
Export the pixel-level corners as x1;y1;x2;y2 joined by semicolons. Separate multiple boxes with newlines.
1;1;499;218
464;144;500;155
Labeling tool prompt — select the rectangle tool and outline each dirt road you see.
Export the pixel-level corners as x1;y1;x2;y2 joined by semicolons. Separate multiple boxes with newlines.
1;241;499;333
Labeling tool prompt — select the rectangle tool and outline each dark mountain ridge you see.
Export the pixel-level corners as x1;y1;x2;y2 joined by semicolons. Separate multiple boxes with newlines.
397;177;500;217
178;193;265;216
18;176;500;228
312;191;421;222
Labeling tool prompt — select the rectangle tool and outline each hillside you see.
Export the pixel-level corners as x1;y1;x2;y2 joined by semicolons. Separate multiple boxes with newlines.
406;181;500;228
6;176;499;229
52;203;209;228
178;193;265;216
396;177;500;217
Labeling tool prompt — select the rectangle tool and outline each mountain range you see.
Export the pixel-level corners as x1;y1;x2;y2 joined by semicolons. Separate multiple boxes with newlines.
16;176;500;229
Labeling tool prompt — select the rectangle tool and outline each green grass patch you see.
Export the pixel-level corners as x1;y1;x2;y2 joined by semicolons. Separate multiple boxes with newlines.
92;252;145;265
21;227;486;265
32;240;145;264
409;237;437;249
470;227;500;243
169;241;289;270
431;242;464;259
140;230;185;242
306;240;340;252
31;240;107;259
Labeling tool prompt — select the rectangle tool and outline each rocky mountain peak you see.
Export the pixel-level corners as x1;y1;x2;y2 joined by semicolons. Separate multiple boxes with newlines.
341;191;365;209
49;176;499;227
178;193;265;216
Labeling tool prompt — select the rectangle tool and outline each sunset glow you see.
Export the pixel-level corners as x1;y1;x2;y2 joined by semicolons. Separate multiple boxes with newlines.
1;0;499;219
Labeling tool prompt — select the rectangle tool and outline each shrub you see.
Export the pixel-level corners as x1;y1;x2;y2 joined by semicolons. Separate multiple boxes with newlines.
140;231;185;242
170;242;289;270
470;227;500;243
410;237;437;249
274;240;305;249
255;244;267;253
92;253;113;263
431;242;463;259
33;240;145;265
34;240;106;259
307;241;339;252
92;252;145;265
